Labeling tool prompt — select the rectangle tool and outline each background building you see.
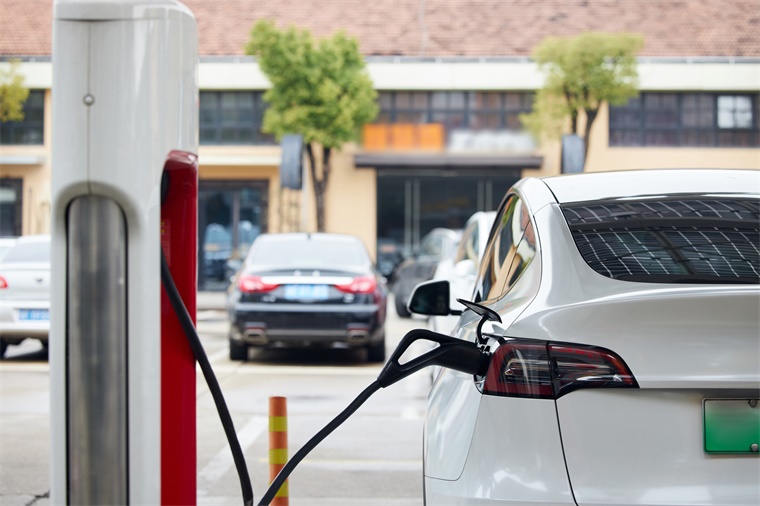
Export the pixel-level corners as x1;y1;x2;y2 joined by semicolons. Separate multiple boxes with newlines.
1;0;758;289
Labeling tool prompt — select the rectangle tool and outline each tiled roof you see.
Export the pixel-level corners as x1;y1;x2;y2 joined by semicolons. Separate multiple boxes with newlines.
2;0;759;58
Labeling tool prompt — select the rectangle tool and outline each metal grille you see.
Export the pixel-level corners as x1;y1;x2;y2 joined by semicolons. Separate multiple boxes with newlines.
562;198;760;283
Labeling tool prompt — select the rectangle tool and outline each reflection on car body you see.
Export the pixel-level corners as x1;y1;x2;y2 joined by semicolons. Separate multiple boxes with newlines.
392;228;461;318
227;233;388;362
416;170;760;506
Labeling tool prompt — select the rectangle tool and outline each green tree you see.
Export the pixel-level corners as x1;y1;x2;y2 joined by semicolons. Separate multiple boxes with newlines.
521;32;643;164
246;21;378;232
0;60;30;123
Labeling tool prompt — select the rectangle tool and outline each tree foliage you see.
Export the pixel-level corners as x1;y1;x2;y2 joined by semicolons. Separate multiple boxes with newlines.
245;21;378;231
0;60;30;123
521;32;643;162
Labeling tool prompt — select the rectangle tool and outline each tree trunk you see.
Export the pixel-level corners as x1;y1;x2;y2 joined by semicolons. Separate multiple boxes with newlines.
583;107;599;164
306;143;331;232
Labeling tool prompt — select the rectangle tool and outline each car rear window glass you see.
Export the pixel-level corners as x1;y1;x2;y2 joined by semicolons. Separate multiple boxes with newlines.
561;197;760;284
250;237;368;268
3;241;50;263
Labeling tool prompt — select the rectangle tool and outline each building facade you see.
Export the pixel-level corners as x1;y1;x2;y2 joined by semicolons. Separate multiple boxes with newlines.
1;1;758;289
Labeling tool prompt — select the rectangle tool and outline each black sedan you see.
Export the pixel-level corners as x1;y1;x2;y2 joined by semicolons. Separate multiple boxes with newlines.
227;233;388;362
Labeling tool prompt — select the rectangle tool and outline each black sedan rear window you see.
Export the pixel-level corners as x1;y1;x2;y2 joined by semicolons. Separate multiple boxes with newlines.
250;236;368;268
561;197;760;283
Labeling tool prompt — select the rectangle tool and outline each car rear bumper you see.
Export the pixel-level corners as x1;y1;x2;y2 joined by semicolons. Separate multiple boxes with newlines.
230;302;384;347
0;302;50;343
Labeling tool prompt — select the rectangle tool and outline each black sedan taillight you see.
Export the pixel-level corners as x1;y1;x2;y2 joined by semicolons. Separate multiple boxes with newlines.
481;340;638;399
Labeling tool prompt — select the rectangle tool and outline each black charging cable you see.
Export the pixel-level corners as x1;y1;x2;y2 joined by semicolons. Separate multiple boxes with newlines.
258;329;487;506
160;251;255;506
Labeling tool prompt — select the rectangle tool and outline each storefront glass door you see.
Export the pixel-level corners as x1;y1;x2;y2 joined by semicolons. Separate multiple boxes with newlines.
376;171;518;276
198;181;268;291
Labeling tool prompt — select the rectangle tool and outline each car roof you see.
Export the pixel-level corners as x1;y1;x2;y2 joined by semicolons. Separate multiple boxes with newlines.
256;233;362;244
540;169;760;204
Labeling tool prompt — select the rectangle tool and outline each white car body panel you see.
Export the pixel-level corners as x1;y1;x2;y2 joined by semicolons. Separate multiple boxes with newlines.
425;368;482;480
542;169;760;204
424;171;760;506
426;396;575;505
558;390;760;506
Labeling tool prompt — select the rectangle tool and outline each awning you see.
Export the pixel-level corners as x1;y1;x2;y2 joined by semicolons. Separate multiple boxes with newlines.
354;153;543;170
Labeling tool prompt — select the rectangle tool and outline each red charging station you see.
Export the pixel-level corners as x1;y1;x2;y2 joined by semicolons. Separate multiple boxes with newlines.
161;151;199;505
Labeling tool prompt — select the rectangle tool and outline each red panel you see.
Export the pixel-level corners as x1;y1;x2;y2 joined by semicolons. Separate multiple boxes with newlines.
160;150;198;505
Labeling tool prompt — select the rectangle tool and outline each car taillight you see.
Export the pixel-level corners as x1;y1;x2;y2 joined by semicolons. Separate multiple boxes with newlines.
238;275;278;293
482;340;638;399
0;275;7;289
335;275;376;294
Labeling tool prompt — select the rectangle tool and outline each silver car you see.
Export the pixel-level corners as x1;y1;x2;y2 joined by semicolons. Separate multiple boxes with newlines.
0;235;50;357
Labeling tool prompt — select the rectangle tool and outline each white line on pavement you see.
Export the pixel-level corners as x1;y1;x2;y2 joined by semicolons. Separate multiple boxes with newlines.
198;415;267;483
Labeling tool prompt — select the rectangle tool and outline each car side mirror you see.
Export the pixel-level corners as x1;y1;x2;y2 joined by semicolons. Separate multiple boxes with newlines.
408;279;462;317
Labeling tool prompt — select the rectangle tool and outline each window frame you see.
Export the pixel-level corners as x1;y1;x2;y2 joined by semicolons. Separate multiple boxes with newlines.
199;90;275;146
609;92;760;148
0;89;45;146
376;91;534;131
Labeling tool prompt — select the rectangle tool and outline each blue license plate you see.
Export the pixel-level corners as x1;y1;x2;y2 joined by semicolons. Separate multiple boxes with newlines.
283;285;329;301
19;309;49;321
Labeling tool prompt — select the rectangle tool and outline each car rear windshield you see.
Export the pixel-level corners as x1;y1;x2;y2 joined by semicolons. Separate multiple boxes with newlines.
2;241;50;264
250;236;368;269
561;197;759;284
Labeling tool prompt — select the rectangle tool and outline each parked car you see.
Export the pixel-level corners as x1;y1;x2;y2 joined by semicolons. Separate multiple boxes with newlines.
411;170;760;505
0;235;50;358
392;228;461;318
227;233;388;362
0;237;18;260
428;211;497;335
203;223;232;281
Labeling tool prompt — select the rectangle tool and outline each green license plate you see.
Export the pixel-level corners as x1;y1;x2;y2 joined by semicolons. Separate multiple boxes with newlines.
703;399;760;454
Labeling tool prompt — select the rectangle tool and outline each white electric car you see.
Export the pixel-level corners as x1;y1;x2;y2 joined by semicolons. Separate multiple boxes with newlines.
412;169;760;506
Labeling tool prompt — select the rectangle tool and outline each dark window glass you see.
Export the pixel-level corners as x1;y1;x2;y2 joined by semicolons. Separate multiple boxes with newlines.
471;92;501;110
0;90;44;145
450;92;466;110
199;91;274;145
562;197;760;283
373;91;534;139
431;92;448;110
610;93;759;148
0;179;22;236
378;92;393;109
476;196;522;302
470;112;501;129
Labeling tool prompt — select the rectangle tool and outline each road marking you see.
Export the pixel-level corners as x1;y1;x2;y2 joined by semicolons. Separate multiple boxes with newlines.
255;457;422;471
205;346;230;364
213;365;383;376
199;415;267;483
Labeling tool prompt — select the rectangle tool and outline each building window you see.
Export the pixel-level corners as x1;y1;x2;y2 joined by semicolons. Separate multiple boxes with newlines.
0;179;23;236
200;91;275;145
376;91;534;131
610;92;759;148
0;90;44;145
